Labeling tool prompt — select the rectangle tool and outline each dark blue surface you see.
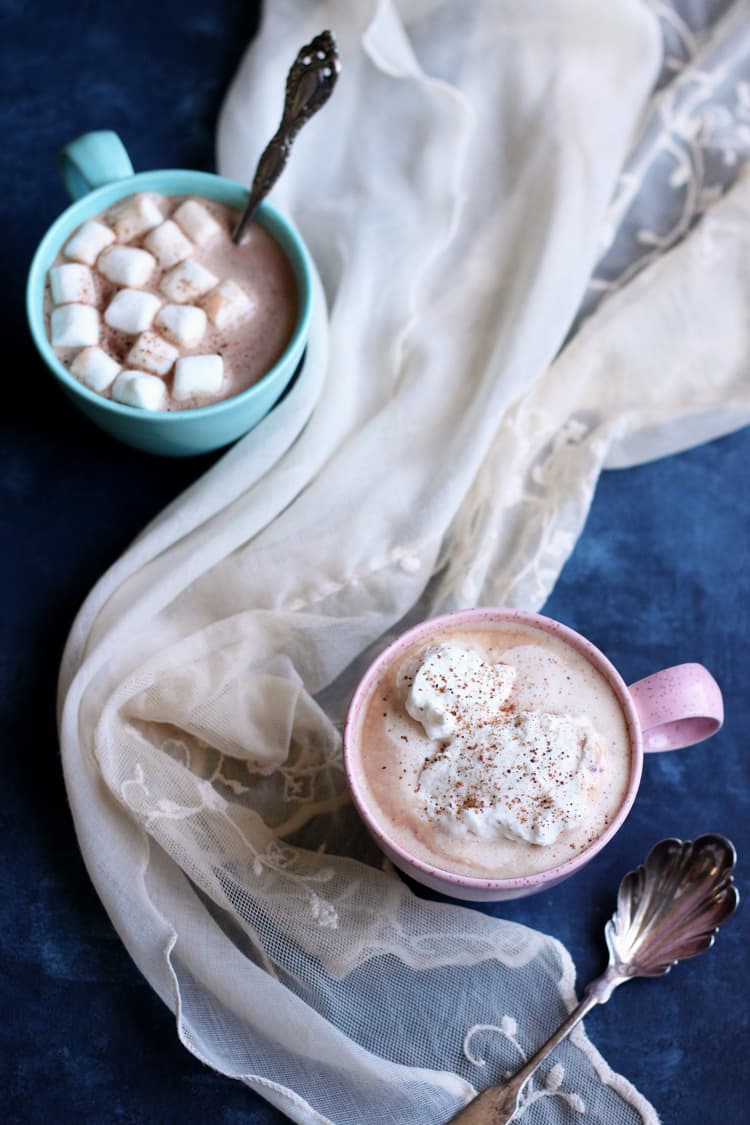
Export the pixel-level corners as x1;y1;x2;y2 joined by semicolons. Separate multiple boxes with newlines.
2;3;747;1122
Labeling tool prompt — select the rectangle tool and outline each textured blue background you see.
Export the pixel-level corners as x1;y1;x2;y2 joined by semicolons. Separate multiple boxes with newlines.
2;2;747;1122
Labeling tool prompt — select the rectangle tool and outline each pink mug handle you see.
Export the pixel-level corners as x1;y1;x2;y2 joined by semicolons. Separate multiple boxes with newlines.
628;663;723;752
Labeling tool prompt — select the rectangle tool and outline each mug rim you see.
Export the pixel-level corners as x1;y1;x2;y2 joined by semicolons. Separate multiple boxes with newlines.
25;168;313;425
342;606;644;892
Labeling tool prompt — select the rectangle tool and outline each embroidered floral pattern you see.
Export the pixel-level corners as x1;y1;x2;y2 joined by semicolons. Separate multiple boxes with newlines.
464;1019;586;1117
584;0;750;319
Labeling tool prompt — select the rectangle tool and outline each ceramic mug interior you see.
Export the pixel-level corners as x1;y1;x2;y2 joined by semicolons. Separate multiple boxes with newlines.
343;607;647;902
26;131;314;457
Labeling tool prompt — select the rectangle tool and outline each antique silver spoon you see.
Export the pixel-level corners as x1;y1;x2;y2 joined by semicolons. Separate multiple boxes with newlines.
232;29;341;244
450;834;738;1124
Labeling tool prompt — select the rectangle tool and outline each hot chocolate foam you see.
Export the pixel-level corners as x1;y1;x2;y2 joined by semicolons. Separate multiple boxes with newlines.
355;621;632;879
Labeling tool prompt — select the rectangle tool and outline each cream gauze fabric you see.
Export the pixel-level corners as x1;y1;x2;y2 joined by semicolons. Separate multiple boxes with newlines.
59;1;750;1122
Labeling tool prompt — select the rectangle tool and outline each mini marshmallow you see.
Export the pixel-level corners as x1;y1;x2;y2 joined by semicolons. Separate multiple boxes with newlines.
110;194;163;242
126;331;178;376
50;304;99;348
49;263;95;305
143;220;193;269
202;279;255;330
172;354;224;402
97;245;156;288
155;303;207;348
70;346;121;393
111;370;167;410
173;200;223;246
104;289;161;334
63;220;115;266
160;258;218;304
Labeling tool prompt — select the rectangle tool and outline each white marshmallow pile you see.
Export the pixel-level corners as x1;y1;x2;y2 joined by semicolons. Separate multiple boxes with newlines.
48;194;258;411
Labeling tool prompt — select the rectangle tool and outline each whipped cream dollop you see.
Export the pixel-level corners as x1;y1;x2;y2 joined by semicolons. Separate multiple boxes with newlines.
403;644;605;846
403;644;516;740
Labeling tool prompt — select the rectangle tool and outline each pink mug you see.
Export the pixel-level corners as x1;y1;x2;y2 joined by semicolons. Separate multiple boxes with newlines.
342;607;723;901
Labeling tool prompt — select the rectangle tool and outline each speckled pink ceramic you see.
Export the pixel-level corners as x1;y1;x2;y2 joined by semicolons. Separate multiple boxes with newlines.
343;608;723;902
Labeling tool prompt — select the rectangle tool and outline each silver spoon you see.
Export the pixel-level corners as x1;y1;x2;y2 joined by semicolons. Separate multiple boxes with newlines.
450;834;738;1124
232;29;341;245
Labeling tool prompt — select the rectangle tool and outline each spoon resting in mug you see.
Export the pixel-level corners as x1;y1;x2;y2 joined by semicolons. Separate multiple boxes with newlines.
232;29;341;245
450;834;738;1124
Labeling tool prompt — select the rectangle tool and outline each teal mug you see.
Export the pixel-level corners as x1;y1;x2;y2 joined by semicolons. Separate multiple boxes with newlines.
26;131;314;456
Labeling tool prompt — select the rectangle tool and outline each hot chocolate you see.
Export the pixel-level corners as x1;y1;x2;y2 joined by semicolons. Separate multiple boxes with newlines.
44;192;298;410
352;619;632;880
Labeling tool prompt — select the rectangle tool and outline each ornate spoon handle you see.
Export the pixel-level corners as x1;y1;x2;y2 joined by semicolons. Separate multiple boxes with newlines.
450;835;737;1124
448;983;608;1124
232;29;340;244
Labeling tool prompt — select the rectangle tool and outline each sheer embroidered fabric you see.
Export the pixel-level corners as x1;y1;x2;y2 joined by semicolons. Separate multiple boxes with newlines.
60;2;750;1122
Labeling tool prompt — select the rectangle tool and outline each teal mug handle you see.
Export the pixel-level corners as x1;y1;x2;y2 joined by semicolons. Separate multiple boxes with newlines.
58;131;134;202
